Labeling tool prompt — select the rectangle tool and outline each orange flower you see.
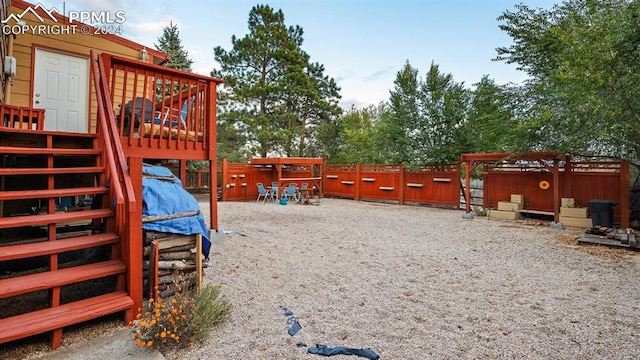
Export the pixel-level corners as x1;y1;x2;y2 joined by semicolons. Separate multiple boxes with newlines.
160;332;167;338
147;341;153;347
136;313;142;319
148;298;154;303
140;341;147;347
171;308;178;314
135;339;141;346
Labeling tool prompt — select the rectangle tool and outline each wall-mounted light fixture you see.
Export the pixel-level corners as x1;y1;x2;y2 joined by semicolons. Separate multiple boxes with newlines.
140;47;149;62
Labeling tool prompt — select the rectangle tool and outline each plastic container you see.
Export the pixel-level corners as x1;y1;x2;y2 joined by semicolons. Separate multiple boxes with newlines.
279;197;288;205
589;199;618;228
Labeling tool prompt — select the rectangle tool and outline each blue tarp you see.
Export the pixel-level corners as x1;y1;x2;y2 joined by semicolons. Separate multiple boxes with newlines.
141;164;211;259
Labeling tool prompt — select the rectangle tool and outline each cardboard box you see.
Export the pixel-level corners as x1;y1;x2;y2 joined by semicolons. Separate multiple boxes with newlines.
498;201;522;211
559;215;593;228
489;210;519;220
510;194;524;204
560;206;588;218
561;198;576;207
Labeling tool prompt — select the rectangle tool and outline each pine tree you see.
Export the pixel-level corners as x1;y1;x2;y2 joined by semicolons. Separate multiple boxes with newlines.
155;22;193;71
213;5;341;158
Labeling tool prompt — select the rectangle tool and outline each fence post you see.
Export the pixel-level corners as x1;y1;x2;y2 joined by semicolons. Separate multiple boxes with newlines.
221;158;228;202
399;164;405;205
621;161;630;228
553;158;560;223
355;164;361;201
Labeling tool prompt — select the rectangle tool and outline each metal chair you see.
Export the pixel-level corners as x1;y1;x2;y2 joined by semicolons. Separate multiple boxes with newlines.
256;183;271;203
282;183;299;202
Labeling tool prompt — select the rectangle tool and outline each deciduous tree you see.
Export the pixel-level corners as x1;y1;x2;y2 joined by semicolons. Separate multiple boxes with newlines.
496;0;640;166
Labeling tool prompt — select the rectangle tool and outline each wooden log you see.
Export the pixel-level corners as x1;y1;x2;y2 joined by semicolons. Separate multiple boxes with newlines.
160;243;195;253
142;210;200;224
158;251;193;261
144;243;194;256
157;260;197;270
158;274;175;285
147;236;195;250
158;269;172;277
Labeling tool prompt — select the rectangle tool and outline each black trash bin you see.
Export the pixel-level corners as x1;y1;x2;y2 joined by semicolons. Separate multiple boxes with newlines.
589;199;618;228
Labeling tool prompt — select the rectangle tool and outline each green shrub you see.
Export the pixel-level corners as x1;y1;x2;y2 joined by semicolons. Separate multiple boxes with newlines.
473;207;488;217
132;284;231;352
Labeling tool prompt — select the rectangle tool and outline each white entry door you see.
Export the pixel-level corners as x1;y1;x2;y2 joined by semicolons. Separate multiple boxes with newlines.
33;49;89;132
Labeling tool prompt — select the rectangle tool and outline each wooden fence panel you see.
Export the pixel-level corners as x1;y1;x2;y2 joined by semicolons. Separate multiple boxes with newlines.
324;163;460;208
404;164;459;207
325;165;357;199
222;164;270;201
359;165;401;202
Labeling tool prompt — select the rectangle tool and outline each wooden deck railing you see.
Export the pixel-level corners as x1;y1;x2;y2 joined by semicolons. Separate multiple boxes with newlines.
0;104;45;130
100;54;222;161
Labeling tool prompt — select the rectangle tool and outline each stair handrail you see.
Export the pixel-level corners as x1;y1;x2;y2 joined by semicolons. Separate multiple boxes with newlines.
90;51;124;208
89;51;136;224
96;53;137;208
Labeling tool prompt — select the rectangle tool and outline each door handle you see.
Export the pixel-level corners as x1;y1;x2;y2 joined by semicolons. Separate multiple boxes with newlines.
34;100;40;104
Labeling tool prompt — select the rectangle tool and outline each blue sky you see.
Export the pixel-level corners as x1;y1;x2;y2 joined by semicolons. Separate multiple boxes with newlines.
39;0;559;108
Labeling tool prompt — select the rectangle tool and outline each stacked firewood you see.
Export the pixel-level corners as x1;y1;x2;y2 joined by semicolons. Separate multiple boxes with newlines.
143;230;207;299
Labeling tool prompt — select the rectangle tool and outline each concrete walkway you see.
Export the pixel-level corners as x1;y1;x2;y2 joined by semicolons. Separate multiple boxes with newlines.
30;328;165;360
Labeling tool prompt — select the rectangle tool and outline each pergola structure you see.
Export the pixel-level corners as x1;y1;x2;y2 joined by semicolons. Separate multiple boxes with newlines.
460;151;630;228
461;152;566;222
249;157;325;198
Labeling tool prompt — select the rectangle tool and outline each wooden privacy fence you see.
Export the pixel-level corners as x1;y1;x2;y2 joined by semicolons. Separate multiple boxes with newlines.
324;163;460;208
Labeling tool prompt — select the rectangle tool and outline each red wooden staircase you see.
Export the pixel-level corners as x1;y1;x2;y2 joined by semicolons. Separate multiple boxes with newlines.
0;129;136;349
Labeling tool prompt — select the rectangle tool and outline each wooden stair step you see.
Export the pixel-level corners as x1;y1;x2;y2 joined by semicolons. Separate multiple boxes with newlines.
0;233;119;261
0;291;133;344
0;166;104;176
0;145;101;156
0;259;127;299
0;208;113;229
0;186;108;201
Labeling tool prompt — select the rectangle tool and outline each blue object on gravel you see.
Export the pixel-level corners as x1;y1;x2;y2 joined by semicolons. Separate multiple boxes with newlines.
307;344;380;359
279;306;302;336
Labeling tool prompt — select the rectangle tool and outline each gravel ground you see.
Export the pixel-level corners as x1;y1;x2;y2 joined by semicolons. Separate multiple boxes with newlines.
3;197;639;359
174;197;640;360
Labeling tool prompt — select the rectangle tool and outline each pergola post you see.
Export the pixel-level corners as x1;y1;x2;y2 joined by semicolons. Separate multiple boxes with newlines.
553;158;560;224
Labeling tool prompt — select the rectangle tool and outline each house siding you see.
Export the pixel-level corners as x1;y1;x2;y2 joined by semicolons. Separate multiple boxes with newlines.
0;0;11;100
7;3;149;133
